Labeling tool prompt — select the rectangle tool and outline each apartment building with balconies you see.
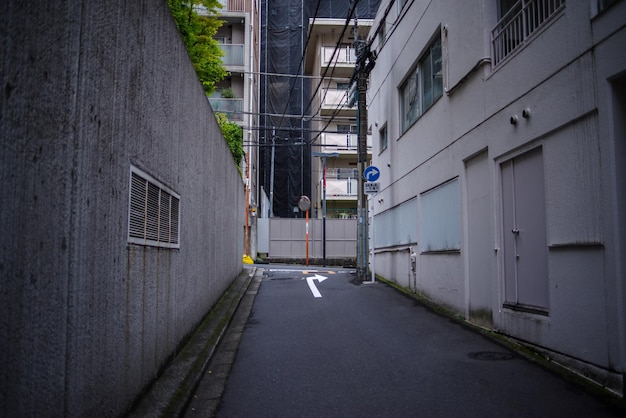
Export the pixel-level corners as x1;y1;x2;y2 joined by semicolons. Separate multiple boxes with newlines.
367;0;626;395
200;0;261;257
210;0;251;122
304;18;373;219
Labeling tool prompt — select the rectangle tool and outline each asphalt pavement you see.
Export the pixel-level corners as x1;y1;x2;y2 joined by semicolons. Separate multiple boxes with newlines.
131;265;625;417
208;266;624;417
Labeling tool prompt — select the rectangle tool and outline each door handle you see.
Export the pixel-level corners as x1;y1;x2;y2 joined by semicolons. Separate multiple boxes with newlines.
512;228;520;234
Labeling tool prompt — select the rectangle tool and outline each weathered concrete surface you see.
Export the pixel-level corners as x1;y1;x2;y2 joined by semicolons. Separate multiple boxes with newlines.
128;267;257;418
0;1;244;416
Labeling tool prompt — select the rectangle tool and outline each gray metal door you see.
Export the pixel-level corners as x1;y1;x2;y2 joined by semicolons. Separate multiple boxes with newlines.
501;147;549;312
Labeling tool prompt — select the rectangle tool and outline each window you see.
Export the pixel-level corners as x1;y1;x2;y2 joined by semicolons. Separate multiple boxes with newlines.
128;166;180;248
400;33;443;133
594;0;619;15
598;0;618;11
378;21;386;47
335;168;359;179
337;124;357;133
374;198;418;248
336;82;350;90
379;125;388;152
499;0;520;17
492;0;565;66
420;178;460;252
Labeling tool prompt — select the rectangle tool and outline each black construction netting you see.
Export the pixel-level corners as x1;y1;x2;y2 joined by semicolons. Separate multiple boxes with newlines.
259;0;380;217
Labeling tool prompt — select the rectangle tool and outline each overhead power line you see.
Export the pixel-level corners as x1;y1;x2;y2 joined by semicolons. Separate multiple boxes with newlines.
273;0;323;131
261;0;364;142
237;70;351;81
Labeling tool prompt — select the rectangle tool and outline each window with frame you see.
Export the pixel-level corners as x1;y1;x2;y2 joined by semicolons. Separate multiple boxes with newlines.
378;21;386;47
400;33;443;134
128;166;180;248
592;0;619;16
374;198;418;248
337;124;357;133
379;124;388;152
420;178;460;252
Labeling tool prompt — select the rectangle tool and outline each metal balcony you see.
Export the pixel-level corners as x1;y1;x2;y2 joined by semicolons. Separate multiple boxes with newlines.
217;0;245;12
209;98;244;121
324;178;359;199
492;0;565;66
322;46;357;66
219;44;244;66
319;132;372;154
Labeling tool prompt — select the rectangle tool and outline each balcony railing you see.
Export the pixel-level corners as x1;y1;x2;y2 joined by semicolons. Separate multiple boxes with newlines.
217;0;245;12
326;208;358;219
209;98;243;121
326;168;359;179
492;0;565;66
320;132;372;153
325;178;358;198
323;132;357;151
322;46;356;66
321;88;349;108
219;44;244;66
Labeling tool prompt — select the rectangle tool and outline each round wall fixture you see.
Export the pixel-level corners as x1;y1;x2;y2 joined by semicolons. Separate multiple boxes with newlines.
298;195;311;211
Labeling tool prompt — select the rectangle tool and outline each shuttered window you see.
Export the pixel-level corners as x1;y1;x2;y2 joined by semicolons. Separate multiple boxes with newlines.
373;198;418;248
420;178;460;252
128;167;180;248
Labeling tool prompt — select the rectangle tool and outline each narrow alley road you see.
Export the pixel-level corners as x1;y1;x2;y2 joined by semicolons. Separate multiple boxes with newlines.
189;266;622;417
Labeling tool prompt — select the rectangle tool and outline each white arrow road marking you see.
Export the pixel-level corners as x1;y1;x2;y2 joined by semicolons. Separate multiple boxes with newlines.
305;274;328;298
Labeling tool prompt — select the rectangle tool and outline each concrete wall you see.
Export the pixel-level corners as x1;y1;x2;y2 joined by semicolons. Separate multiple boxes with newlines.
368;0;626;394
258;218;356;260
0;1;244;415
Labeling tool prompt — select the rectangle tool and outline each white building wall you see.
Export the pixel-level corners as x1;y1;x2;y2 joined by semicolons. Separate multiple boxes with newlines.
368;0;626;394
305;19;372;219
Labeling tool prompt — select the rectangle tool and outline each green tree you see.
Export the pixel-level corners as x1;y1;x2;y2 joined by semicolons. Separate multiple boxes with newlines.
168;0;227;95
215;112;244;166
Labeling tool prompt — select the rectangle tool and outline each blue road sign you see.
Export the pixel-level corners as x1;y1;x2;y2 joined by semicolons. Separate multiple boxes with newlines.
364;165;380;182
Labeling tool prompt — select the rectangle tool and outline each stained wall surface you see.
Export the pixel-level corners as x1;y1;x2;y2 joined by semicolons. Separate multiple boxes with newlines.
367;0;626;394
0;1;244;415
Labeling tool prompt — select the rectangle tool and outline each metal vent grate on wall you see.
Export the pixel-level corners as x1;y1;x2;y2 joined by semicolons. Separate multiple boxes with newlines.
128;166;180;248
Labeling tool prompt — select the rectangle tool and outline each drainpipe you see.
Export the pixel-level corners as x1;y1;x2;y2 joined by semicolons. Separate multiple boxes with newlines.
409;246;417;292
269;128;275;217
248;14;255;256
244;153;250;256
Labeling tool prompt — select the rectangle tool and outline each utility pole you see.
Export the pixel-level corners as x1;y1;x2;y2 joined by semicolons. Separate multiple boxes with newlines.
356;59;368;282
312;152;338;267
269;127;275;217
353;20;376;282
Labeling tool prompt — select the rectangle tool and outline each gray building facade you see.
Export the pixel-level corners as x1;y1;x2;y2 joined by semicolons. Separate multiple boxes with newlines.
1;1;244;415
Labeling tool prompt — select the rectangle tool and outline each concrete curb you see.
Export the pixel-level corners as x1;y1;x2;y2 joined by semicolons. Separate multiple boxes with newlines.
127;267;256;417
184;268;263;416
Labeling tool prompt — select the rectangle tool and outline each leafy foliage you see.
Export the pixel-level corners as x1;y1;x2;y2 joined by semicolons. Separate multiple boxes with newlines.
168;0;227;95
215;112;244;166
168;1;241;166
